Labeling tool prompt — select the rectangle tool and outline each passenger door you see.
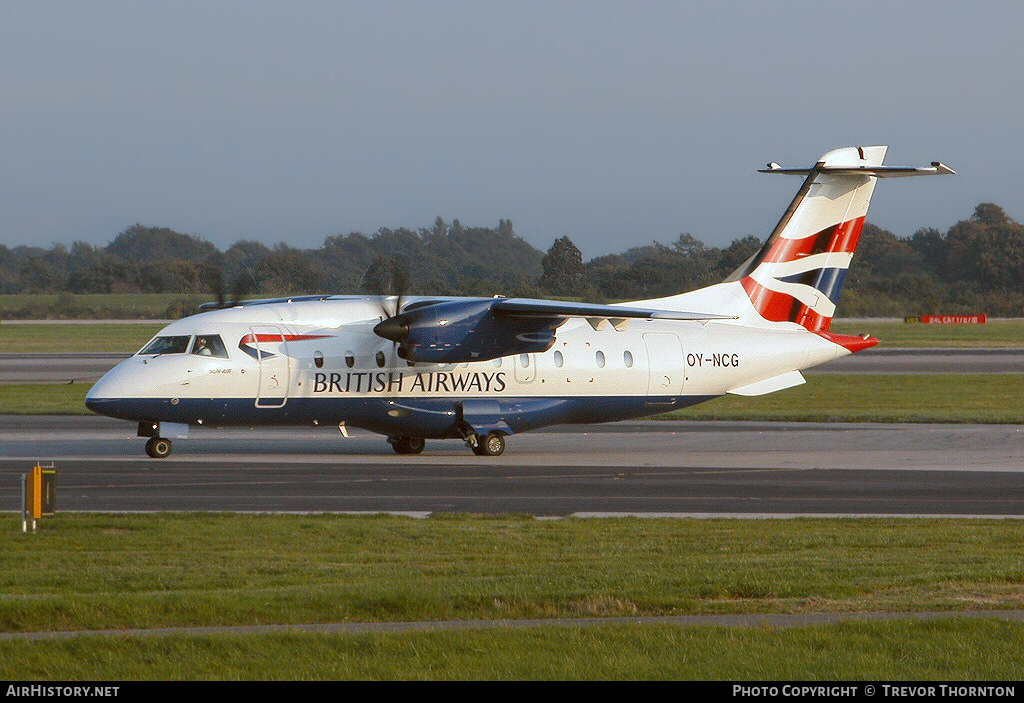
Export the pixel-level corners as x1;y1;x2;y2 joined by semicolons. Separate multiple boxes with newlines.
250;325;290;408
643;333;684;396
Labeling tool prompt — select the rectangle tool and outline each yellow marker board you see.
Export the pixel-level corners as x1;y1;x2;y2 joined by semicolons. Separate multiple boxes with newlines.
25;464;56;519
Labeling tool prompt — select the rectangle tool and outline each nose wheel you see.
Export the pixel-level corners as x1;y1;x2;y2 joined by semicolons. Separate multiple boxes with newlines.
145;436;172;459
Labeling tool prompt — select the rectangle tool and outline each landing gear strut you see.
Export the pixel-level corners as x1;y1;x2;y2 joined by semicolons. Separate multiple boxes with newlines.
468;431;505;457
388;435;426;455
145;436;172;459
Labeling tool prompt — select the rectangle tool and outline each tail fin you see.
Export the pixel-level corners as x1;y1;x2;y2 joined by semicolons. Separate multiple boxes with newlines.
727;146;953;332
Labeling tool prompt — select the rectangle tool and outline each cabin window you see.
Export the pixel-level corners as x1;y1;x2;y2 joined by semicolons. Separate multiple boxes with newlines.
519;353;530;368
623;350;634;368
596;350;605;368
492;357;503;368
314;351;324;368
375;351;386;368
139;336;191;355
553;350;564;368
345;352;355;368
190;335;229;359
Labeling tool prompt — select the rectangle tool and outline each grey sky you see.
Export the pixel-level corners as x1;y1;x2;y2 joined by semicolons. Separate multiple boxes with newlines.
1;0;1020;258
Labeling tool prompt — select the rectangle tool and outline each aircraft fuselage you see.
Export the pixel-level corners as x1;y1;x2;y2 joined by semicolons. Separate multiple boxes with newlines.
86;293;844;441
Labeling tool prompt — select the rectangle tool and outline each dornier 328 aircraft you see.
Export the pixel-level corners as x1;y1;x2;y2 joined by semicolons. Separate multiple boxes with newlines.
86;146;953;458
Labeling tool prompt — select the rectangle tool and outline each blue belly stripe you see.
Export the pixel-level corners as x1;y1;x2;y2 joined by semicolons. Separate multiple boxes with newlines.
86;394;720;438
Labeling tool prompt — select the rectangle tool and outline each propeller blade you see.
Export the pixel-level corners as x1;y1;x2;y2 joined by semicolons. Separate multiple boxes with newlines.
364;255;410;320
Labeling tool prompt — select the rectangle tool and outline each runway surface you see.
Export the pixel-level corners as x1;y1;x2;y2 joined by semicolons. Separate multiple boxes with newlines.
3;347;1024;384
3;416;1023;517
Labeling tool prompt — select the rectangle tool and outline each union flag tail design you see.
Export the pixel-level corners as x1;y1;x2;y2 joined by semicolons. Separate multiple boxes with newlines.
726;146;953;333
733;146;882;332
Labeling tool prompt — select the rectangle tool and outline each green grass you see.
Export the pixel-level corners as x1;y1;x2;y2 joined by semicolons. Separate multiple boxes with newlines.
3;514;1024;679
659;373;1024;424
0;383;92;414
3;620;1023;680
0;322;163;353
0;293;205;321
831;319;1024;347
3;515;1024;634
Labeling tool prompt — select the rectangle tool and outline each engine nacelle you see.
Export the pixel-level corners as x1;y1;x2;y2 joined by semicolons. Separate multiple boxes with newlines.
374;299;559;364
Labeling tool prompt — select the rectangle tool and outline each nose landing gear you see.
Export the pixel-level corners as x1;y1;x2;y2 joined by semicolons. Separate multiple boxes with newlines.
138;421;182;459
145;436;172;459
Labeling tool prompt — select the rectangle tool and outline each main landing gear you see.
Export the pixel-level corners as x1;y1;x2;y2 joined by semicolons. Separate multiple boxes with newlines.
466;431;505;457
387;431;507;456
388;435;426;455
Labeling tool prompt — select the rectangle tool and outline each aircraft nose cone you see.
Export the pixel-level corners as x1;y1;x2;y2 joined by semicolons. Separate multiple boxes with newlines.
373;317;407;342
86;367;122;413
85;359;143;418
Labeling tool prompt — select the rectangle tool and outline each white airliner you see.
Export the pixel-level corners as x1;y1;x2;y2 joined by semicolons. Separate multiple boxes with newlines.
86;146;953;458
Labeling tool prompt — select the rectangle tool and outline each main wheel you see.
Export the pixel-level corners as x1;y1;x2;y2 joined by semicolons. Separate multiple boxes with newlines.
145;436;172;459
390;435;425;455
472;431;505;456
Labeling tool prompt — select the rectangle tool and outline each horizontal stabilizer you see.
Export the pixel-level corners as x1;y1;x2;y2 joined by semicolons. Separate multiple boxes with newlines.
759;162;955;178
494;298;734;322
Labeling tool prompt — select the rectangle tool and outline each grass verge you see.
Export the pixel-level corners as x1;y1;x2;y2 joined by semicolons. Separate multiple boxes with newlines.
830;319;1024;347
3;514;1024;679
0;294;203;321
658;373;1024;423
0;383;92;414
0;322;164;353
3;619;1023;680
3;514;1024;634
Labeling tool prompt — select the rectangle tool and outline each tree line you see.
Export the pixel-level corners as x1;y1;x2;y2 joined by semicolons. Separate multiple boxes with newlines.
0;204;1021;317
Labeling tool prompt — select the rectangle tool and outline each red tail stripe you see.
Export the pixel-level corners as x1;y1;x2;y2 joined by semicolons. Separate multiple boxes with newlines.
740;278;795;323
740;215;867;333
827;216;866;255
793;306;829;333
761;216;866;264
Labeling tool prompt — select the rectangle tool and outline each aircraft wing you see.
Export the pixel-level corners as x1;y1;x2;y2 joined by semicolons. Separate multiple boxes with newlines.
492;298;735;322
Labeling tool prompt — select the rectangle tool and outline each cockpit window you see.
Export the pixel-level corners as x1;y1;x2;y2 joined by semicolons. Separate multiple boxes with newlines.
139;336;191;355
190;334;229;359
